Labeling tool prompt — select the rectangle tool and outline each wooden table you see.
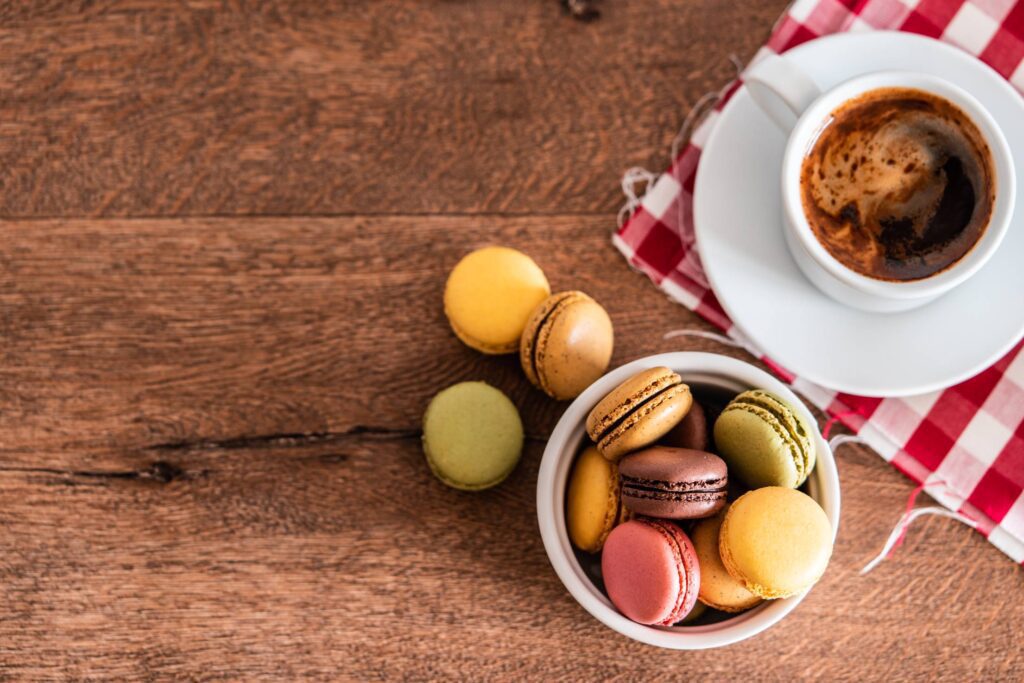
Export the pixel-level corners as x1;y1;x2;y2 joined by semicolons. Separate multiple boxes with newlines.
1;2;1020;679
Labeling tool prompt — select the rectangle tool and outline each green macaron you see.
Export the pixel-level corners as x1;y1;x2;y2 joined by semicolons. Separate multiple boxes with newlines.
712;390;816;489
422;381;523;491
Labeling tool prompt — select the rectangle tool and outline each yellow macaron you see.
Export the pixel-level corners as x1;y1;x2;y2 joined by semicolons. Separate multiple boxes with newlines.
444;246;551;354
719;487;833;599
567;445;628;552
691;508;762;612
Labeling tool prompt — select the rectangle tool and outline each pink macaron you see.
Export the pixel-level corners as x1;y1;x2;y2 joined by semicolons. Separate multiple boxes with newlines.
601;519;700;626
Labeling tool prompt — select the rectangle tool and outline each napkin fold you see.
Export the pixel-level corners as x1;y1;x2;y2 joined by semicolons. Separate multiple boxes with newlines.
614;0;1024;563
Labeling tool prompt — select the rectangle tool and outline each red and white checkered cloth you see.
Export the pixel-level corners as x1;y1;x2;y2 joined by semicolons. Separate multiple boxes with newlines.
614;0;1024;563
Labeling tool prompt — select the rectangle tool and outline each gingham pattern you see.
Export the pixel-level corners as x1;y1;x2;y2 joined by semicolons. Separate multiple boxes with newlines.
614;0;1024;563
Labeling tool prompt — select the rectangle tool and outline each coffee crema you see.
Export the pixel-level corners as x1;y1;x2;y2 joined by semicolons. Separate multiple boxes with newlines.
800;87;995;281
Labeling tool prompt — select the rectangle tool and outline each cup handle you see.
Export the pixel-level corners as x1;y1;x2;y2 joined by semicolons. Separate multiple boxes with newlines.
744;54;821;133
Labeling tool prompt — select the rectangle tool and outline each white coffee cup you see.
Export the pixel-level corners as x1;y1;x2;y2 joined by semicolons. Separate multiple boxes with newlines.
745;54;1016;313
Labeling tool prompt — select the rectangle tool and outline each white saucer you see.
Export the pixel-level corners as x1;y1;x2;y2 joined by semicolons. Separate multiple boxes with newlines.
694;31;1024;397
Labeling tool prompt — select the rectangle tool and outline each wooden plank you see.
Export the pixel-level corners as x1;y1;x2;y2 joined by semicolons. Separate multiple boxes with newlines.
0;0;785;217
0;215;1022;679
0;214;714;468
0;432;1020;680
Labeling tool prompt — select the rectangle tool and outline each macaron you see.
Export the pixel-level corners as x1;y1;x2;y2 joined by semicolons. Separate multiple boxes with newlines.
601;519;700;626
585;367;693;462
520;291;614;400
660;400;708;451
719;487;833;599
444;246;551;354
679;600;707;625
713;390;816;488
421;381;523;490
567;445;629;552
618;446;727;520
691;509;762;612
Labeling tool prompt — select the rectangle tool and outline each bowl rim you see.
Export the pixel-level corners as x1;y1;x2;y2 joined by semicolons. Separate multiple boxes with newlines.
535;352;841;650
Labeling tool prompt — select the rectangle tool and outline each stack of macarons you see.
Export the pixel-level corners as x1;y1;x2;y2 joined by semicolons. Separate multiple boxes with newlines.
422;246;616;491
567;366;833;626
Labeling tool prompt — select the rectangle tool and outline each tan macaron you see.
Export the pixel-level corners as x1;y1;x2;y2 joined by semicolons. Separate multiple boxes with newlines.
585;366;693;462
691;508;763;612
520;291;614;400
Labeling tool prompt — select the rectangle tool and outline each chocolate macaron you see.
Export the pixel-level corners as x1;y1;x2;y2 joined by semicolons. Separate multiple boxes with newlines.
660;400;709;451
619;446;727;519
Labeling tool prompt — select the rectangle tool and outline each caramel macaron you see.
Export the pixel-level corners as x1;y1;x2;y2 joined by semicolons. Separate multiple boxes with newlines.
586;367;693;462
692;508;762;613
520;291;614;400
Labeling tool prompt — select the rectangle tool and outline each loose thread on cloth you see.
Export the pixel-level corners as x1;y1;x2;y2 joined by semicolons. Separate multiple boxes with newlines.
662;326;764;361
668;54;743;169
827;433;864;451
662;328;743;348
617;168;659;228
866;475;977;574
821;410;862;439
828;437;978;573
617;93;718;228
616;54;743;235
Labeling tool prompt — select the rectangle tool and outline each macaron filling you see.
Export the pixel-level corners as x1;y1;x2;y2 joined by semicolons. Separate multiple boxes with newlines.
587;372;682;442
524;292;577;389
621;478;727;500
589;461;624;551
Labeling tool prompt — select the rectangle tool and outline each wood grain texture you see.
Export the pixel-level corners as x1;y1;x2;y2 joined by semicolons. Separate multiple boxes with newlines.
0;0;782;218
1;1;1022;680
1;216;1022;680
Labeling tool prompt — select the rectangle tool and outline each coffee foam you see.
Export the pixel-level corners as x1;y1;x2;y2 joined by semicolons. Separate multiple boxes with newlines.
800;88;993;281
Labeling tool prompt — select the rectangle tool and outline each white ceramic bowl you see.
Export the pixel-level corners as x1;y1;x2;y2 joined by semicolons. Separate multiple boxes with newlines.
536;352;841;649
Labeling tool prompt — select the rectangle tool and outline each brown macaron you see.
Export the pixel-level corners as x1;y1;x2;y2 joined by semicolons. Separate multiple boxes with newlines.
660;400;709;451
586;366;693;462
521;291;614;400
619;446;728;520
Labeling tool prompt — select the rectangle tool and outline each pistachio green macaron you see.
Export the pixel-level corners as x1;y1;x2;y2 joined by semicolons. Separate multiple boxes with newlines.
712;390;816;488
422;381;523;491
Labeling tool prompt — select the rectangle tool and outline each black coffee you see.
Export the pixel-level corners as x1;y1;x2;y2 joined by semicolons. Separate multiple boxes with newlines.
800;87;995;281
